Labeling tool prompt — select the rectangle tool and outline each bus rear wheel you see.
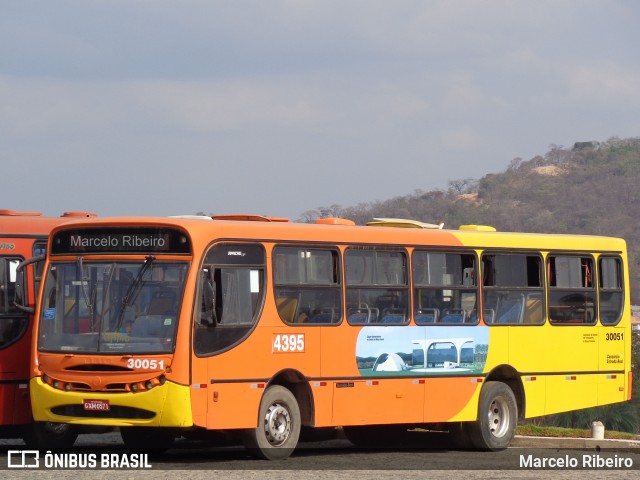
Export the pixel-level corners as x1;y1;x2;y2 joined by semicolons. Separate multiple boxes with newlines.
468;381;517;451
242;385;301;460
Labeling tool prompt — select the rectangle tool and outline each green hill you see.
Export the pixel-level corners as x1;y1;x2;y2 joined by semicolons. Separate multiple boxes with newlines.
300;137;640;302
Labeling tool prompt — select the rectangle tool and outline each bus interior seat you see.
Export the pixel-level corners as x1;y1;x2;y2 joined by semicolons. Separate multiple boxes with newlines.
381;308;406;324
415;308;438;323
276;296;298;323
523;294;543;323
308;309;337;323
132;315;172;337
147;290;177;315
440;308;465;323
495;295;524;324
347;306;379;324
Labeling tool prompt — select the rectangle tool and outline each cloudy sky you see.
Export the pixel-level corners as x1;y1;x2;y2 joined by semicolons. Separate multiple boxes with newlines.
2;1;639;219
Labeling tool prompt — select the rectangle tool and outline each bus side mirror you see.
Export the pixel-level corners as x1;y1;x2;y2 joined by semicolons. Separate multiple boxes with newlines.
13;254;46;315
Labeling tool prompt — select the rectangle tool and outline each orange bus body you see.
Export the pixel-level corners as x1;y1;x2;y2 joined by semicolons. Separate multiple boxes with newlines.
30;216;632;457
0;210;95;439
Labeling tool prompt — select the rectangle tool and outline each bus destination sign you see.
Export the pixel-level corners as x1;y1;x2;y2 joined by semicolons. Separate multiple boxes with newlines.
51;227;191;255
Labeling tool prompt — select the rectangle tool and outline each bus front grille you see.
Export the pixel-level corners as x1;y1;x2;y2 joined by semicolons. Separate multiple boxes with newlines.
51;405;156;420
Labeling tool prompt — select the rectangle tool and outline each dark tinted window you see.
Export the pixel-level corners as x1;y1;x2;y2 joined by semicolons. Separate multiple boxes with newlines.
195;243;266;355
482;253;544;325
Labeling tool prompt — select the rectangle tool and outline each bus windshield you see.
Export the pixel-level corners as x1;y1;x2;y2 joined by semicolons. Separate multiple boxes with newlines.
38;259;189;354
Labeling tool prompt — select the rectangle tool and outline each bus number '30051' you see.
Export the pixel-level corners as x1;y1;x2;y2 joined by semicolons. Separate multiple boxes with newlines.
272;334;305;353
126;358;165;370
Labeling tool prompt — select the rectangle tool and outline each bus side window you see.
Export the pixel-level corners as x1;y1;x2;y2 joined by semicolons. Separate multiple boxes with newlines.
346;249;409;325
548;256;596;324
599;256;623;325
273;247;342;325
194;244;266;356
413;251;477;325
482;253;544;325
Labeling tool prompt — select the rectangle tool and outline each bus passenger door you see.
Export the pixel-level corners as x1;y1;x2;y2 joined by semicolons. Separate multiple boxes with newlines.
192;246;267;430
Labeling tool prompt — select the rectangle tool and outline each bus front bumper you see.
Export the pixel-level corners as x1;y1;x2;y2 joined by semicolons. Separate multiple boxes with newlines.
30;377;193;428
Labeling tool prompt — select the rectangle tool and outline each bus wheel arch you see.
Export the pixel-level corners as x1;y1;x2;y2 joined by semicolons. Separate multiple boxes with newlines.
268;368;314;427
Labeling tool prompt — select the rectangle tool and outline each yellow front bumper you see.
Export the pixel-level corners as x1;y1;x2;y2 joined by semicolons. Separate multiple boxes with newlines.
30;377;193;428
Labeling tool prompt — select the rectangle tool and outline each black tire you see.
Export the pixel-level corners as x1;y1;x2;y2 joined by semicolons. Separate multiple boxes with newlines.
120;426;176;452
23;422;78;449
242;385;301;460
467;381;517;451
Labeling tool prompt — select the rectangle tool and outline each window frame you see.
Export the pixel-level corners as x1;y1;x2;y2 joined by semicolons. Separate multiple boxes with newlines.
412;249;479;325
547;254;597;326
345;246;409;326
481;251;546;326
194;242;267;357
598;255;624;326
272;245;343;326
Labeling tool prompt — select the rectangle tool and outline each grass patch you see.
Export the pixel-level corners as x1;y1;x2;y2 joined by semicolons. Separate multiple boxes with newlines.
517;424;637;440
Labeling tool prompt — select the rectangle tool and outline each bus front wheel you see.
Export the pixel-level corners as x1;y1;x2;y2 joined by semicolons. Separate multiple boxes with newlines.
242;385;301;460
23;422;78;449
468;381;517;451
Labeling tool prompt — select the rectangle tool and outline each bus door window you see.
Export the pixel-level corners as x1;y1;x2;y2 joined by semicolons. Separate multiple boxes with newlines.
548;255;596;324
0;257;28;347
345;248;408;325
413;251;478;324
482;253;544;325
598;256;623;325
195;244;265;356
273;247;342;325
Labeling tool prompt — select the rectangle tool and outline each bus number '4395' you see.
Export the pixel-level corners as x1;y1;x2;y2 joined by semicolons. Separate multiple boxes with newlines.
272;334;305;353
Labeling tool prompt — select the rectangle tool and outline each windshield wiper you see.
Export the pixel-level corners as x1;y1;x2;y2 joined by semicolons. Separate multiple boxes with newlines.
77;256;94;315
116;255;155;330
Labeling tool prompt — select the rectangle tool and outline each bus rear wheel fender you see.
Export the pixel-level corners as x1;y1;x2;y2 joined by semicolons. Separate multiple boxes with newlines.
468;381;517;451
242;385;301;460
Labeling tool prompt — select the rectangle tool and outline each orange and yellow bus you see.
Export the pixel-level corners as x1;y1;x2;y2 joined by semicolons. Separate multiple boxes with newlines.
29;215;632;458
0;209;95;447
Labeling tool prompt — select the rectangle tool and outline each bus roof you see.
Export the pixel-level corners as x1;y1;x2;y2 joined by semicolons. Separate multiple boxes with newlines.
0;213;95;237
45;215;628;254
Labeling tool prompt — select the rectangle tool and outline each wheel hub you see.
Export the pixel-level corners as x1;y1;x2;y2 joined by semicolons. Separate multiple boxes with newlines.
488;396;510;438
264;403;292;446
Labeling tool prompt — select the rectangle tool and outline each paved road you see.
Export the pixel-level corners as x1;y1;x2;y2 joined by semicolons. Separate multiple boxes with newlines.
1;431;639;479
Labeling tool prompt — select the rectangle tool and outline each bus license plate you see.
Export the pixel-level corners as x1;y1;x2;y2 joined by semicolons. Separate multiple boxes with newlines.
83;399;110;411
